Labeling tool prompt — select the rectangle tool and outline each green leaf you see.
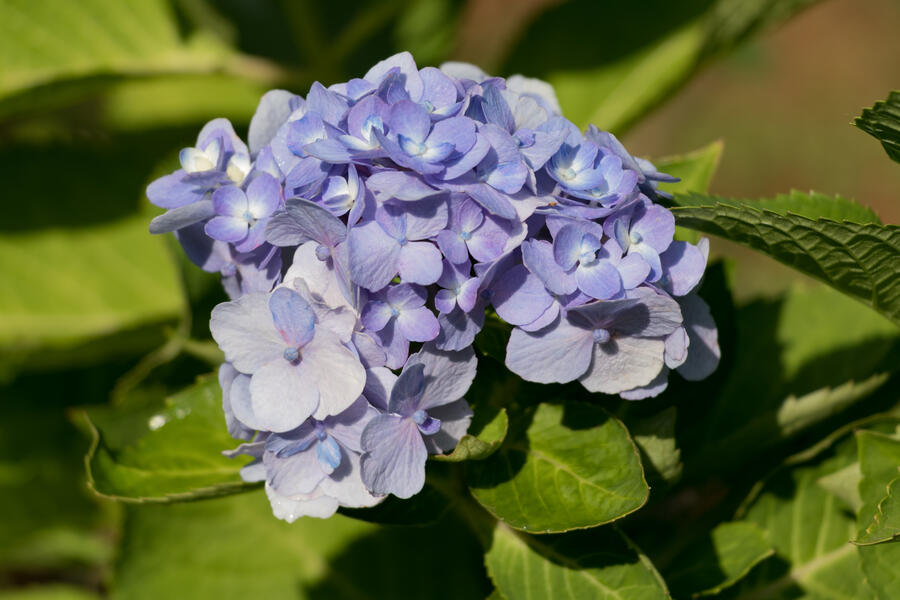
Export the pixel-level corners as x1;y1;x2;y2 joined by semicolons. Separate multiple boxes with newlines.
858;542;900;599
629;407;683;486
484;523;670;600
663;521;774;598
680;281;898;475
668;191;900;326
723;444;872;599
855;90;900;164
854;430;900;545
653;140;724;196
816;462;863;512
84;376;255;502
112;490;491;599
467;402;648;533
0;586;99;600
435;359;511;463
0;0;284;119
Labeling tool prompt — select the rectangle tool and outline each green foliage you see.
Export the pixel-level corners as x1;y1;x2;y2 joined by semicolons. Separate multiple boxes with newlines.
669;191;900;326
467;402;648;533
112;490;489;599
854;430;900;545
84;376;255;502
663;522;773;598
484;524;670;600
654;140;725;196
855;90;900;164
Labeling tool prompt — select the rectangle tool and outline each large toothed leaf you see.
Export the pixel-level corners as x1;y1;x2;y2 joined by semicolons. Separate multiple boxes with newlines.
854;430;900;545
669;191;900;326
84;376;255;502
112;490;490;599
855;91;900;164
721;440;872;600
466;402;648;533
663;521;773;598
485;523;669;600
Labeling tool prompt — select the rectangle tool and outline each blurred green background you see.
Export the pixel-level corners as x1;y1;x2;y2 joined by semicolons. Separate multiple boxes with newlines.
0;0;897;597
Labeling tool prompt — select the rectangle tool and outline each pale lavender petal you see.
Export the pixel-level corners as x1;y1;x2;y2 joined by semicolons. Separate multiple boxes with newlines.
436;229;469;264
267;198;347;247
505;317;593;384
220;364;254;440
677;294;720;381
518;300;559;333
619;369;669;400
424;399;473;454
365;52;424;100
317;451;382;508
366;171;440;202
397;242;442;285
361;414;427;498
386;282;427;309
632;204;675;253
392;197;448;240
228;371;262;432
363;366;397;411
147;171;204;209
389;363;426;416
406;344;477;410
466;182;517;220
348;221;401;290
522;239;576;295
248;89;300;154
204;216;247;242
396;306;440;342
576;261;623;300
660;241;707;297
265;482;339;521
326;398;378;453
302;329;367;420
467;213;516;263
428;116;476;153
618;253;651;289
245;173;282;217
552;224;583;271
265;444;326;495
434;289;457;314
664;327;689;369
149;199;215;234
210;293;284;372
361;300;393;332
579;336;665;395
457;277;481;313
250;359;319;432
491;265;554;326
434;306;484;351
304;138;353;163
305;82;349;126
389;100;431;142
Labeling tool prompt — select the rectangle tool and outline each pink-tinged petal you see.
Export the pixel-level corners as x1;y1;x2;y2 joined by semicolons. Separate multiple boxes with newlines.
506;317;594;384
491;265;554;326
303;329;367;420
576;261;623;300
249;359;319;432
348;221;401;291
579;336;665;395
361;414;426;499
210;293;284;372
396;306;440;342
423;399;473;454
676;294;720;381
268;287;315;347
522;239;576;295
397;242;442;285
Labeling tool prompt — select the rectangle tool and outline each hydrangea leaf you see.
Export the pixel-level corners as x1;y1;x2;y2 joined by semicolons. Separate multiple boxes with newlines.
854;430;900;545
484;523;669;600
653;140;724;196
854;90;900;164
0;0;283;119
816;462;863;512
628;407;683;487
722;439;872;599
858;542;900;599
662;521;774;598
112;490;491;599
84;376;257;502
668;191;900;326
679;277;898;476
466;402;648;533
0;586;101;600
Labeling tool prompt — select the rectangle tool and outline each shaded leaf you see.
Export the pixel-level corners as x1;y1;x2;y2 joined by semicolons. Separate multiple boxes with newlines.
339;482;450;526
630;407;683;486
484;523;669;600
854;430;900;545
84;376;255;502
112;490;490;599
0;587;100;600
855;90;900;164
817;462;863;512
663;521;773;598
467;402;648;533
669;191;900;325
723;439;872;599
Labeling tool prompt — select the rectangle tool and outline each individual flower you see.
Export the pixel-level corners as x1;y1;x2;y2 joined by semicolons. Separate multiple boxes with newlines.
205;173;282;253
361;283;440;368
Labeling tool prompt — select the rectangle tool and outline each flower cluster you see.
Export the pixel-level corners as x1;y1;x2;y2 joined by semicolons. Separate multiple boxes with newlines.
147;52;720;521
